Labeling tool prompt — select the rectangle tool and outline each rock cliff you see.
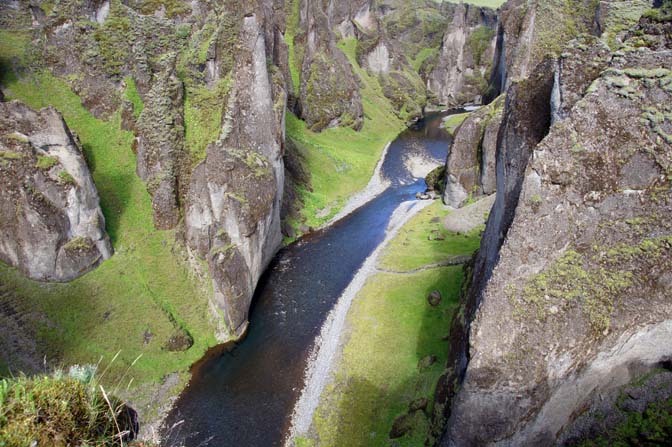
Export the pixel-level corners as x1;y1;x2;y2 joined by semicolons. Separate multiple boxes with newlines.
435;3;672;445
428;3;498;107
185;13;286;337
443;95;504;207
0;100;112;281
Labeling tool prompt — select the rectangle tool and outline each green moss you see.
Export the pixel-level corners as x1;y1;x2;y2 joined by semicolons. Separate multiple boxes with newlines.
0;150;24;160
184;77;230;164
442;112;470;135
284;0;302;95
518;237;671;333
36;155;59;170
137;0;191;18
62;237;92;252
467;26;496;65
58;170;77;186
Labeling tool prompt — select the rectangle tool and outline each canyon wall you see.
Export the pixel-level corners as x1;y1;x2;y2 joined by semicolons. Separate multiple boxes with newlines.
435;1;671;445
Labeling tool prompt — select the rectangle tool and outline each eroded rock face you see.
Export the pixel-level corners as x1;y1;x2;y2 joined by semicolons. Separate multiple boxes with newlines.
135;56;185;230
443;95;504;207
0;100;111;281
441;26;672;447
185;14;286;337
294;0;363;131
428;3;498;107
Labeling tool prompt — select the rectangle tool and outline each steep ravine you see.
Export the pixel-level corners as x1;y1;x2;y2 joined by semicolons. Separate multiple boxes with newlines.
162;113;451;446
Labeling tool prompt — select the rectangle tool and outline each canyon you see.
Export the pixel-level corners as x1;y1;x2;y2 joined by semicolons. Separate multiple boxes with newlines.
0;0;671;446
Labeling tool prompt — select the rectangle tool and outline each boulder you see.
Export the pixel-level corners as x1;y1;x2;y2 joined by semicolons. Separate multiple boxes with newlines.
0;100;112;281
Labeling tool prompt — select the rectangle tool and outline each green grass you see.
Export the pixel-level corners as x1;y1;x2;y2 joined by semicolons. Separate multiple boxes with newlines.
412;47;438;72
284;0;301;95
379;201;482;272
0;31;218;415
309;201;482;446
123;77;144;119
0;367;142;447
286;38;404;228
442;111;470;135
313;267;463;447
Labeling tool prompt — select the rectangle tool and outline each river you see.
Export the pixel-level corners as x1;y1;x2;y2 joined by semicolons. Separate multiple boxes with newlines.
162;112;454;447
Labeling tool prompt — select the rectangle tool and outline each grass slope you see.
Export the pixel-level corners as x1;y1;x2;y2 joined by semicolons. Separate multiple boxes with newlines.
309;201;482;446
286;38;405;228
0;31;217;416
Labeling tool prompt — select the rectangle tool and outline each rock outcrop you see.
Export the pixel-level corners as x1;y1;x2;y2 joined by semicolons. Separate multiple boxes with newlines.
443;95;504;207
436;8;672;446
185;13;286;337
135;56;185;230
428;3;498;107
294;0;363;131
0;100;112;282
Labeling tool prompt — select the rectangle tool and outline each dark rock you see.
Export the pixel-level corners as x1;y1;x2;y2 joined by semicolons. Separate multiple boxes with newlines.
389;413;414;439
418;355;438;369
428;290;442;307
135;56;184;230
163;329;193;352
409;397;429;413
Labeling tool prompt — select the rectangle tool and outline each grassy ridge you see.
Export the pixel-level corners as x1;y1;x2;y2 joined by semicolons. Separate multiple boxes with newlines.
309;201;483;446
0;31;217;414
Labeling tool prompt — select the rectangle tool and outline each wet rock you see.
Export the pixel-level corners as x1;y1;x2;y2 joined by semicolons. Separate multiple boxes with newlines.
428;290;443;307
0;100;112;282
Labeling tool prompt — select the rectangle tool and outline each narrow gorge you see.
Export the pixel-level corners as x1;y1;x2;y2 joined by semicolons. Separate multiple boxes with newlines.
0;1;671;446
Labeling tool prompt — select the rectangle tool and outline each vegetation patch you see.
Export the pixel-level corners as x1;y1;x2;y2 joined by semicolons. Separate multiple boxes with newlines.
515;236;672;333
379;201;482;272
312;268;463;447
36;155;59;170
442;112;470;135
0;366;141;447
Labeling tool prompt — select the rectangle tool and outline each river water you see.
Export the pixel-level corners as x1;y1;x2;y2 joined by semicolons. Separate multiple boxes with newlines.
162;112;453;447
